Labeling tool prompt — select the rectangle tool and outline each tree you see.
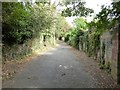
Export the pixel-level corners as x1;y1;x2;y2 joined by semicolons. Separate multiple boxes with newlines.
61;0;94;17
2;2;32;44
74;17;87;30
2;2;56;45
94;1;120;31
55;14;71;39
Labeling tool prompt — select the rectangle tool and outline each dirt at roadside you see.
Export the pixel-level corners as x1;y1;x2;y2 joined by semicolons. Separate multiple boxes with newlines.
70;47;120;88
2;54;35;82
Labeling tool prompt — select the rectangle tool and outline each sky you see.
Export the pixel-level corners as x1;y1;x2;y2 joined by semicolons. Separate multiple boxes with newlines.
84;0;112;22
60;0;112;26
85;0;112;14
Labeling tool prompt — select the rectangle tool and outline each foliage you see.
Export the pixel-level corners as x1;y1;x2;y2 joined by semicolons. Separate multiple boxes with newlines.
64;16;88;49
2;2;30;44
2;2;55;45
55;15;71;39
74;17;88;30
61;0;94;17
2;1;72;63
92;1;120;33
64;27;84;49
64;1;120;52
2;2;57;62
63;1;120;74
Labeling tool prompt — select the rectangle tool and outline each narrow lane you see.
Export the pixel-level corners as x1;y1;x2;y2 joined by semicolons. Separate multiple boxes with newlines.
3;42;98;88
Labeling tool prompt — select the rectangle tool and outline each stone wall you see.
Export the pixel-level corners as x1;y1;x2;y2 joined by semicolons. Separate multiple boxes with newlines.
99;24;120;83
118;25;120;83
100;31;112;69
100;28;119;82
79;24;120;83
111;28;119;82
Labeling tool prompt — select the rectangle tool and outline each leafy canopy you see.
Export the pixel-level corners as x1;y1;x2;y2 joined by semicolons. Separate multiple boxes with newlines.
61;0;94;17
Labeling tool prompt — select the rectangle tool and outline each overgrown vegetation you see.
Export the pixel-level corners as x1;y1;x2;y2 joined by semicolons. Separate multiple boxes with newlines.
2;2;69;63
2;2;54;45
62;1;120;73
